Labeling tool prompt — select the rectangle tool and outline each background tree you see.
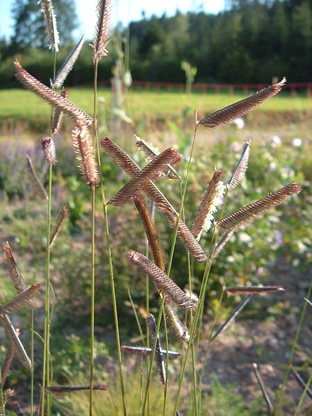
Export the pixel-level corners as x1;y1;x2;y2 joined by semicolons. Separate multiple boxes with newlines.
11;0;78;51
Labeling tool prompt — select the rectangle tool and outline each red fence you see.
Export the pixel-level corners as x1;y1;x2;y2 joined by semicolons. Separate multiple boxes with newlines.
98;79;312;96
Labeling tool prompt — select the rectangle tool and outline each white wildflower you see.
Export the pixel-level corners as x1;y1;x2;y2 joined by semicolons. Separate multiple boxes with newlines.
233;118;245;129
292;138;302;147
271;135;281;148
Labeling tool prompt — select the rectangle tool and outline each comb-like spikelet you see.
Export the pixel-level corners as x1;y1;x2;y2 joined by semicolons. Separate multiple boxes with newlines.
213;231;234;258
165;302;190;343
51;36;85;89
191;170;225;239
199;78;286;128
0;314;31;370
12;401;24;416
2;330;18;384
39;0;59;52
45;385;109;394
211;295;252;342
217;183;301;232
42;137;57;165
0;283;41;315
129;251;197;309
226;286;284;296
135;135;181;180
101;138;207;262
228;140;251;189
15;61;93;126
121;345;180;359
26;155;48;201
51;90;68;134
108;148;181;206
3;242;26;295
93;0;113;62
146;314;166;385
72;122;99;187
133;195;166;271
49;204;69;248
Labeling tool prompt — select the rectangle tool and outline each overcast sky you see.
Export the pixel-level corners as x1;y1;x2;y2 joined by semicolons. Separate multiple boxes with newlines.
0;0;224;40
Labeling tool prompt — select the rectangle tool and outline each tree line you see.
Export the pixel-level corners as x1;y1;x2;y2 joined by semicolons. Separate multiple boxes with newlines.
1;0;312;88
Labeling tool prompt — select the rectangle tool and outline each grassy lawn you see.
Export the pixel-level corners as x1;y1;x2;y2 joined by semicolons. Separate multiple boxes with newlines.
1;88;312;127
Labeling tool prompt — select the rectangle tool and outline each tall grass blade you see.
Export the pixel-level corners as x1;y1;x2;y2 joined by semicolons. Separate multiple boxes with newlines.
26;155;48;201
121;345;180;358
217;183;301;232
45;385;109;394
199;78;286;128
51;36;85;89
291;368;312;400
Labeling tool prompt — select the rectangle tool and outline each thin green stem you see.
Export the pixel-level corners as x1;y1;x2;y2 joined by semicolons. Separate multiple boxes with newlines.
294;373;312;416
89;185;96;416
274;278;312;415
30;306;34;416
93;58;127;416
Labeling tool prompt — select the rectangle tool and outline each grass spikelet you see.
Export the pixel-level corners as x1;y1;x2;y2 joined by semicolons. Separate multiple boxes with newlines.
252;363;274;415
199;78;286;128
0;283;41;315
51;90;68;135
3;242;26;295
39;0;59;52
135;135;181;180
226;286;284;296
42;137;57;165
122;345;180;358
128;251;197;310
165;302;190;343
51;36;85;89
133;195;166;271
15;61;93;126
72;121;99;187
217;183;301;232
108;148;181;206
211;295;252;342
191;169;225;239
93;0;113;62
26;155;48;201
0;314;31;371
2;330;18;384
50;204;69;248
12;400;24;416
146;314;166;385
228;140;251;189
45;385;109;394
101;137;207;262
213;231;234;258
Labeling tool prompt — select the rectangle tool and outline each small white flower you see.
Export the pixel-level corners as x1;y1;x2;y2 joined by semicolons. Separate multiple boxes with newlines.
271;135;281;148
233;118;245;129
268;162;276;172
292;138;302;147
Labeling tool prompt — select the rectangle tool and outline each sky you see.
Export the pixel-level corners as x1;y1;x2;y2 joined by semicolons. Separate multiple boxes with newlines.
0;0;224;40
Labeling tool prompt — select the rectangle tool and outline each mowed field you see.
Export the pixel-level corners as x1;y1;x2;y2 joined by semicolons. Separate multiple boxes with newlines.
1;87;312;126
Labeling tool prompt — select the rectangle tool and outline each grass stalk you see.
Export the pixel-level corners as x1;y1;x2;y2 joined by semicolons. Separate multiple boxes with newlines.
30;306;34;416
294;373;312;416
93;58;127;416
274;278;312;415
89;185;96;416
